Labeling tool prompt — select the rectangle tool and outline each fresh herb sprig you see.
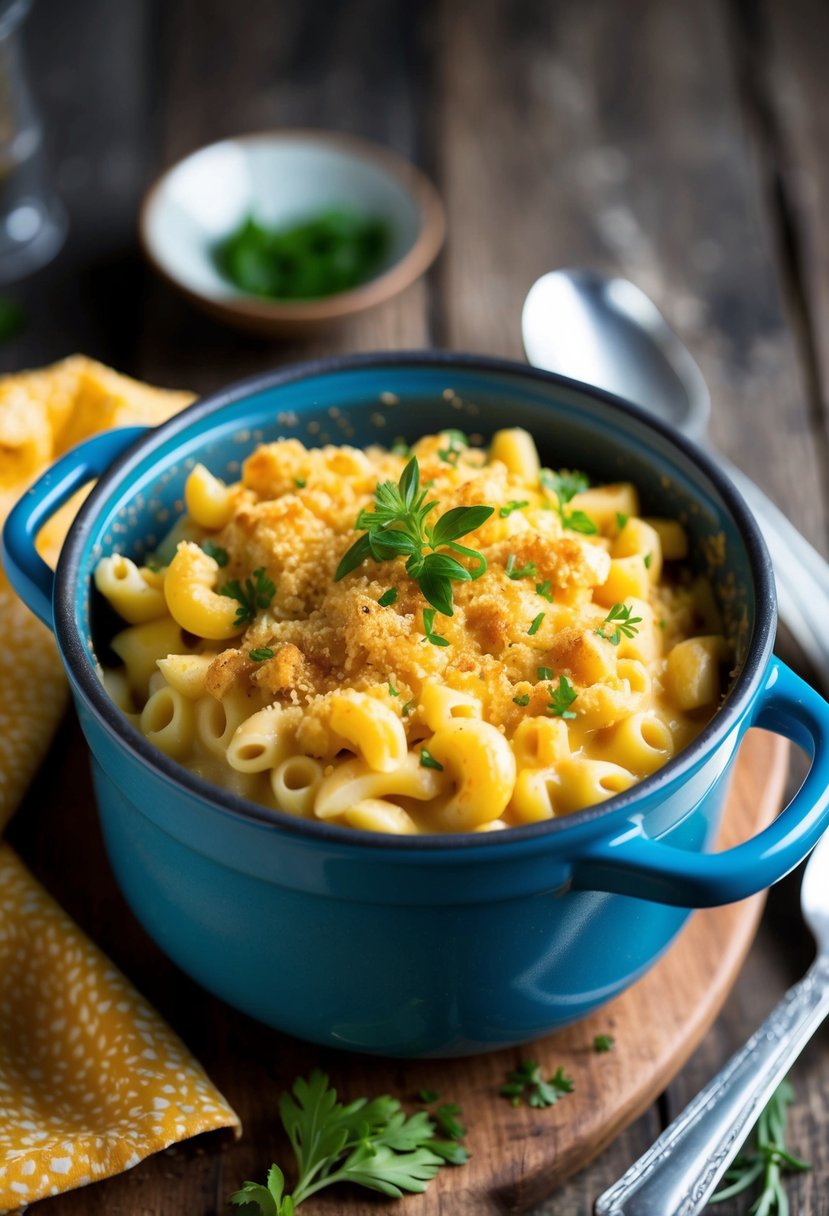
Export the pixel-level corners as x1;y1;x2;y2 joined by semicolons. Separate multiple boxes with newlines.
229;1070;467;1215
596;603;642;646
593;1034;615;1053
539;468;598;535
335;456;493;616
547;676;578;718
499;1061;574;1109
220;567;276;627
506;553;537;580
711;1080;809;1214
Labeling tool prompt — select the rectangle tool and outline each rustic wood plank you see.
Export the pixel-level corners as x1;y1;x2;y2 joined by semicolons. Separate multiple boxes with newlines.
435;0;828;557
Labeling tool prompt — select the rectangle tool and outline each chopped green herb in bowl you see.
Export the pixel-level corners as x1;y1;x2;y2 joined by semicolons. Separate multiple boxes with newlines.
215;209;392;301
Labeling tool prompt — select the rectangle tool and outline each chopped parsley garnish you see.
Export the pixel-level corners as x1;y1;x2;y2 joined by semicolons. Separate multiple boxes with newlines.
437;429;468;464
539;468;598;535
535;579;554;602
644;552;652;569
547;676;578;718
615;512;629;531
423;607;450;647
334;456;492;616
229;1069;467;1213
596;602;643;646
499;1061;574;1109
419;1088;440;1104
505;553;537;580
593;1034;615;1053
420;747;444;771
219;567;276;626
513;693;531;707
527;612;545;636
537;666;553;681
201;539;229;567
378;587;398;607
402;699;416;717
499;499;529;518
388;682;399;697
294;476;306;488
249;647;274;662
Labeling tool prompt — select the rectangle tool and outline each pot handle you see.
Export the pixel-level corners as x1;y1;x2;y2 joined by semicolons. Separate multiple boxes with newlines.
570;658;829;908
2;427;148;631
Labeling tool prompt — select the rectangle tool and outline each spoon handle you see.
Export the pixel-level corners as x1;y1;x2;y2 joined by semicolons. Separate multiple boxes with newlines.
717;456;829;688
594;956;829;1216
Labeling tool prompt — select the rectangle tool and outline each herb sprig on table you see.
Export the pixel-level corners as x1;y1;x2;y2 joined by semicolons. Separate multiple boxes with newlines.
710;1080;809;1215
335;455;493;616
499;1061;574;1109
229;1070;468;1215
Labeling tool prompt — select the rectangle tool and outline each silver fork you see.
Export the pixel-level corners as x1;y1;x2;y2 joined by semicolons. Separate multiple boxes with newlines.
595;829;829;1215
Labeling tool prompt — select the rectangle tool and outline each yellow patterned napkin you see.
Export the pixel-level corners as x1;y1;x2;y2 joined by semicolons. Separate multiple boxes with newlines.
0;358;240;1214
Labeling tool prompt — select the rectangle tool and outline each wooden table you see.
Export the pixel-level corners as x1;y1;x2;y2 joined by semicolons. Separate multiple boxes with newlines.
3;0;829;1211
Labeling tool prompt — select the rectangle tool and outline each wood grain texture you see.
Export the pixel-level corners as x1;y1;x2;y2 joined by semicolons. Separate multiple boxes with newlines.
6;730;787;1215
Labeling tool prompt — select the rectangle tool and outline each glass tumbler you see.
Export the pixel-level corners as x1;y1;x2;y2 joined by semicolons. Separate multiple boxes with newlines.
0;0;65;284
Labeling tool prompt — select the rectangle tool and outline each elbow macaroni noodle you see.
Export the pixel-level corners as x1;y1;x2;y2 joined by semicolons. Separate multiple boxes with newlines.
94;428;730;834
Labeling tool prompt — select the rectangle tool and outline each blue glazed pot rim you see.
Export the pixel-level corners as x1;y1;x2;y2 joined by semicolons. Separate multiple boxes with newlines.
56;350;776;851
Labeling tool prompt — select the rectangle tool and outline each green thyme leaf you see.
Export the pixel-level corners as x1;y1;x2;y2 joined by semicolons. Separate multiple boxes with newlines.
499;499;529;518
219;567;276;626
422;607;450;647
420;747;444;771
437;429;468;464
201;539;229;567
249;647;274;662
506;553;537;580
527;612;545;636
378;587;398;607
539;469;597;534
596;602;643;646
547;676;578;718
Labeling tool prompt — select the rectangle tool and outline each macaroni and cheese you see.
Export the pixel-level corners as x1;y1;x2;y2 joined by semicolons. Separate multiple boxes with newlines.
94;428;730;834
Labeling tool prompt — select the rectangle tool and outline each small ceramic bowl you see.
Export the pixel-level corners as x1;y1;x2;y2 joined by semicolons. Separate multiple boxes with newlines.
139;131;445;337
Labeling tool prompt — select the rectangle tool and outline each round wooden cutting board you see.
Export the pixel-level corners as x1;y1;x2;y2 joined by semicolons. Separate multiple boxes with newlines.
281;728;789;1215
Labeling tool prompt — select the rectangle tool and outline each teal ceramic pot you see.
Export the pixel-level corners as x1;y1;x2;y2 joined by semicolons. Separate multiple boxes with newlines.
5;353;829;1057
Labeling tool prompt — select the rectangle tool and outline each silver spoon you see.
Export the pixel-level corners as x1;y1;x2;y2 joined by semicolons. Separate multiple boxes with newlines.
522;269;829;685
593;820;829;1215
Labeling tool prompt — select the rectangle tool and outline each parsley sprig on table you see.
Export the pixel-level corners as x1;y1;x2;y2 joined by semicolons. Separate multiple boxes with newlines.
219;567;276;626
711;1080;809;1215
229;1070;468;1215
499;1061;574;1109
596;603;642;646
334;456;493;616
539;468;598;535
